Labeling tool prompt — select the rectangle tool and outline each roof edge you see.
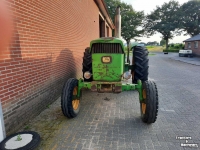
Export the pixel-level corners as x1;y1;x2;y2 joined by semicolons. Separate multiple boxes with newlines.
94;0;115;29
183;34;200;42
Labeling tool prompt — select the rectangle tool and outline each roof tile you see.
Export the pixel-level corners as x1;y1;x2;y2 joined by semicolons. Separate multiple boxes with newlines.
183;34;200;42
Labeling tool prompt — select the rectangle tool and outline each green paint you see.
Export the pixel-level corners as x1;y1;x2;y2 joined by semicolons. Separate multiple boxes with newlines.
135;80;143;101
92;53;124;81
77;79;91;97
90;37;125;53
77;79;143;100
121;83;136;91
76;38;144;101
124;63;129;72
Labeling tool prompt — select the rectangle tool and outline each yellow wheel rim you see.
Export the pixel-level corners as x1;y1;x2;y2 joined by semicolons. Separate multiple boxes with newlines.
141;103;146;114
142;89;147;114
72;86;80;110
143;89;146;99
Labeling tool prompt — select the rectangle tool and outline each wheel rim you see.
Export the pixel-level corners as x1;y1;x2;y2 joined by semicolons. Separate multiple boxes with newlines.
142;89;147;114
72;86;80;110
5;134;33;149
141;103;146;114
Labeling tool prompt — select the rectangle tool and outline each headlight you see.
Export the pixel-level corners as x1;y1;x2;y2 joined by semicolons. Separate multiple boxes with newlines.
123;71;131;79
84;71;92;79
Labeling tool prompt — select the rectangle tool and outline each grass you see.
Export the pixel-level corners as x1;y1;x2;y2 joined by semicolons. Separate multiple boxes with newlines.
148;53;156;56
146;46;165;52
16;134;22;141
146;46;155;48
24;125;30;130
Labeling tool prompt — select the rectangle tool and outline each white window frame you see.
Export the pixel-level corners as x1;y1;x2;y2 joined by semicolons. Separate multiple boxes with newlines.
194;41;198;48
188;42;191;48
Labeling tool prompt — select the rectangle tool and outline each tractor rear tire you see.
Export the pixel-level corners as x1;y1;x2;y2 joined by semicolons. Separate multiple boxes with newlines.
140;80;158;123
82;47;93;82
61;78;80;118
132;46;149;84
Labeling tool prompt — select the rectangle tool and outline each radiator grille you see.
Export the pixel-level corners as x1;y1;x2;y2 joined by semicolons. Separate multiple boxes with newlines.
91;43;123;53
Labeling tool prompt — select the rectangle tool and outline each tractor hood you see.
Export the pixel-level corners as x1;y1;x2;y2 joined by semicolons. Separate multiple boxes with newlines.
90;37;124;48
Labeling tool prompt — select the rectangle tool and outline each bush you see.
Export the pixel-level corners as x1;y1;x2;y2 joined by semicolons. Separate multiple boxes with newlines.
174;45;180;49
163;49;179;52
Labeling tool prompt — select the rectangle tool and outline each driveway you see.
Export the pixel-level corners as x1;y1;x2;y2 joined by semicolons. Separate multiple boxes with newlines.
20;52;200;150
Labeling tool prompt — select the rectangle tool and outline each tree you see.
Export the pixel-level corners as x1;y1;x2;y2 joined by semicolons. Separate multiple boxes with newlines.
105;0;121;22
147;41;158;45
120;3;144;51
144;0;182;49
160;39;166;46
180;0;200;36
105;0;145;62
105;0;121;36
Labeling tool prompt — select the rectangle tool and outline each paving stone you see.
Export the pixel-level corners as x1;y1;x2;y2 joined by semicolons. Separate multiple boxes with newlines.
17;53;200;150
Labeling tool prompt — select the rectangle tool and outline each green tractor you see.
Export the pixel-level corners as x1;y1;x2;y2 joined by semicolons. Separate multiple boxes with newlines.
61;6;158;123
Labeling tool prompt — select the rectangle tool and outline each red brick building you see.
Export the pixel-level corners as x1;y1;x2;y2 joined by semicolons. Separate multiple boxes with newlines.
183;34;200;56
0;0;114;134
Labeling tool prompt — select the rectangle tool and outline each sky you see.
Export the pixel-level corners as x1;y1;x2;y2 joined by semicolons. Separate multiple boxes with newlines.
121;0;191;44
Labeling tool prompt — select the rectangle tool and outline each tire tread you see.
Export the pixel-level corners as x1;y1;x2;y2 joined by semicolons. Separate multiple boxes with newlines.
61;78;80;118
141;80;158;123
132;46;149;83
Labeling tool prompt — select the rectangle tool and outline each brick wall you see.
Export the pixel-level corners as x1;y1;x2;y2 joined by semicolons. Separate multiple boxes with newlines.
109;26;112;37
0;0;113;134
185;41;200;56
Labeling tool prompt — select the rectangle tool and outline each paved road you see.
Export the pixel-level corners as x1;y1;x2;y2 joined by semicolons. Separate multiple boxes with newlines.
24;52;200;150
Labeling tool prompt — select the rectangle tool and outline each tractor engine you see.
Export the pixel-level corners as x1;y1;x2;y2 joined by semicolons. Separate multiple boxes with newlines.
91;41;124;82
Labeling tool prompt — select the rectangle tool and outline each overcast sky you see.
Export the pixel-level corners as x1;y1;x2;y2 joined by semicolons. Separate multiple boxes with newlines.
121;0;190;44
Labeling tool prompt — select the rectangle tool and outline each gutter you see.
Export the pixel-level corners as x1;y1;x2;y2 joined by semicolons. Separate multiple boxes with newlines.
94;0;115;29
183;40;200;42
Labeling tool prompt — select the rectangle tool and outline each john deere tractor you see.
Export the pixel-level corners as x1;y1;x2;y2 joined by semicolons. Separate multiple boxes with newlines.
61;6;158;123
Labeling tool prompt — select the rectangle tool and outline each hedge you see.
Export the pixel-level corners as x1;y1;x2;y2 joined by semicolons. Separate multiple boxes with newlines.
163;49;179;52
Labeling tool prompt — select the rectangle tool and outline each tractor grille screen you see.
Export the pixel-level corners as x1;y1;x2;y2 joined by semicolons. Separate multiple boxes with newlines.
91;43;123;53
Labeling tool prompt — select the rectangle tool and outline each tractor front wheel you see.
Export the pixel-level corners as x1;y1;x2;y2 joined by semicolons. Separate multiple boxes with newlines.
140;80;158;123
61;78;81;118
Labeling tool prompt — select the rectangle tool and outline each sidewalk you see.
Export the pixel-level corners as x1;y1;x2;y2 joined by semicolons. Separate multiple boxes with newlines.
168;53;200;66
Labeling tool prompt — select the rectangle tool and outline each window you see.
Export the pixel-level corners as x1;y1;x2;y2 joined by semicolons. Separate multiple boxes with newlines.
188;42;191;48
194;41;198;48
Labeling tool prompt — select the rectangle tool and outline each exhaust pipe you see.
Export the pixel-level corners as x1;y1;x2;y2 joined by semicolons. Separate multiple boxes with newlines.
115;5;121;38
